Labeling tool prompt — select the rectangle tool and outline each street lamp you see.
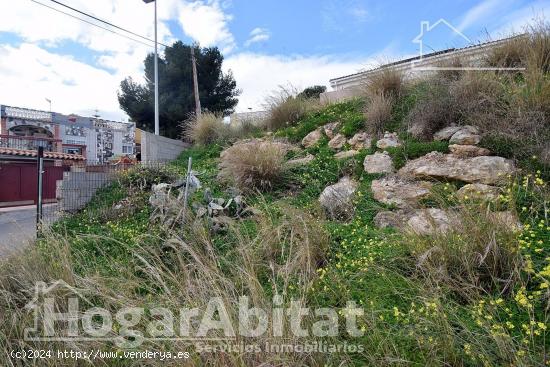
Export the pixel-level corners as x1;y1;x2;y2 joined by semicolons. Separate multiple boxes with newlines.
143;0;159;136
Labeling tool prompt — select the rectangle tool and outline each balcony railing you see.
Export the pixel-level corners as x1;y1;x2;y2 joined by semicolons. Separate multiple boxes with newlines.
0;134;61;152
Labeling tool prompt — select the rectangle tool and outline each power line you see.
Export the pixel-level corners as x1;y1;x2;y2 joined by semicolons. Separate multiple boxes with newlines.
29;0;168;48
46;0;169;47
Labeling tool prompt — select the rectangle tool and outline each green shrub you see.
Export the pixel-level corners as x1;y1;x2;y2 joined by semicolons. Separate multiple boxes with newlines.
385;140;449;169
276;99;364;141
297;85;327;99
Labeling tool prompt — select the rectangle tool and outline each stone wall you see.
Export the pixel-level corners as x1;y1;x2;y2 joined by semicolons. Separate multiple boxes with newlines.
141;130;190;162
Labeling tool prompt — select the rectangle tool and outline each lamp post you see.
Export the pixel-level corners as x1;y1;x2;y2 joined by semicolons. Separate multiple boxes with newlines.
143;0;159;136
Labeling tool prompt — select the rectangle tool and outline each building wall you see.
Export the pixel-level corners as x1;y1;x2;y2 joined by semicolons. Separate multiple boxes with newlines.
140;129;190;162
326;36;523;102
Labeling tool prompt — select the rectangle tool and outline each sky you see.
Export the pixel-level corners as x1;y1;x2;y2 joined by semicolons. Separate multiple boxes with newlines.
0;0;548;121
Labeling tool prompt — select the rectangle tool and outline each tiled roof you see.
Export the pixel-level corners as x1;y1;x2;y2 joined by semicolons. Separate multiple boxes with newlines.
0;147;85;160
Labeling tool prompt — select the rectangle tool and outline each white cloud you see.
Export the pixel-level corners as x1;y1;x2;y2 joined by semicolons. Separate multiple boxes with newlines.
224;53;380;112
457;0;515;32
0;43;124;120
349;6;370;23
244;28;271;47
489;1;550;37
322;0;372;31
176;0;236;53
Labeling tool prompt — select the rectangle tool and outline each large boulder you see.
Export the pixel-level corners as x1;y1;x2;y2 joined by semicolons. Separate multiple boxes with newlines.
374;208;458;235
371;177;433;208
319;177;358;220
406;208;458;235
334;150;359;160
449;126;481;145
302;129;323;148
348;132;371;150
456;183;500;201
374;210;409;229
286;154;315;167
376;132;401;150
328;133;347;150
363;151;394;174
449;144;490;158
398;152;515;185
323;122;340;139
433;125;462;141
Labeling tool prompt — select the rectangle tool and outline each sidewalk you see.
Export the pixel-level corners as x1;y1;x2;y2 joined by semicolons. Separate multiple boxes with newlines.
0;204;57;258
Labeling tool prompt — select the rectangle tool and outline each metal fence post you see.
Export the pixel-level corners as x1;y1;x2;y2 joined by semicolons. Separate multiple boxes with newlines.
36;146;44;233
181;157;193;222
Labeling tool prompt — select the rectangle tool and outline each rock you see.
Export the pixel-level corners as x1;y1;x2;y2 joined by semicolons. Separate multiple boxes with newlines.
302;129;323;148
334;150;359;160
406;208;457;235
456;183;500;201
323;122;340;139
374;210;409;229
398;152;515;185
376;132;401;150
348;132;371;150
203;188;213;203
149;183;173;215
172;172;201;191
363;152;394;174
215;198;225;206
286;154;314;167
319;177;359;220
449;126;481;145
371;177;433;208
196;206;207;217
433;125;462;141
208;201;225;216
328;134;347;150
449;144;490;158
490;211;522;230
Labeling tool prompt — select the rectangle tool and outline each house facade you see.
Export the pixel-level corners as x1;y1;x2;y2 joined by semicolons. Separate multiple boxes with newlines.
0;105;135;163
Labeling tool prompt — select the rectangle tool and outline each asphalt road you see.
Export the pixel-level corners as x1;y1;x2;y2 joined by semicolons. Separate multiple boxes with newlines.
0;205;43;258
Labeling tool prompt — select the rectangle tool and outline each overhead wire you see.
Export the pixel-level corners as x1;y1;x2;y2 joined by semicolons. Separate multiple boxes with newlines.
29;0;168;48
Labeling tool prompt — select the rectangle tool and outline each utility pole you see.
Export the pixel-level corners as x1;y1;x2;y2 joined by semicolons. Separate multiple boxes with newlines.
142;0;159;135
191;44;201;119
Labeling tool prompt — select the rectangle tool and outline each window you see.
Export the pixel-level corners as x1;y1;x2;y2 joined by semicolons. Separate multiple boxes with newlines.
63;147;82;155
122;145;133;154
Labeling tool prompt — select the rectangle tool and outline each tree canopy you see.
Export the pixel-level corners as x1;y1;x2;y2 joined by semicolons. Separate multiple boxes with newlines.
118;41;240;139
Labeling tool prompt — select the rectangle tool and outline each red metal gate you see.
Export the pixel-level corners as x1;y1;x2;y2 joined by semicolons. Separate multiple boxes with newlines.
0;162;64;207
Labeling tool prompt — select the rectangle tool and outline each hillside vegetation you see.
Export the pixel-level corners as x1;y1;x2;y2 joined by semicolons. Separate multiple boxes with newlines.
1;25;549;366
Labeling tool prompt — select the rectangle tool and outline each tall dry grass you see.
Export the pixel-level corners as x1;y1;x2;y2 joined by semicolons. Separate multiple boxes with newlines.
363;68;404;98
0;202;331;366
218;139;288;192
184;112;229;145
364;93;394;136
264;86;319;131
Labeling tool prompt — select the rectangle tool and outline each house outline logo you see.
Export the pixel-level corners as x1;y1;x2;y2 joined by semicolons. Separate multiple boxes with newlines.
24;280;91;341
413;18;471;60
411;18;525;71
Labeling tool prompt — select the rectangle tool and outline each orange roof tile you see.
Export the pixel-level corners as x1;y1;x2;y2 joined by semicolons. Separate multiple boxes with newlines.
0;147;85;160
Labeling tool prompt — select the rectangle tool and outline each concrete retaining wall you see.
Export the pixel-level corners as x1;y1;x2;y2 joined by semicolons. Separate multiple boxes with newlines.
141;130;189;162
56;171;113;212
320;88;362;104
